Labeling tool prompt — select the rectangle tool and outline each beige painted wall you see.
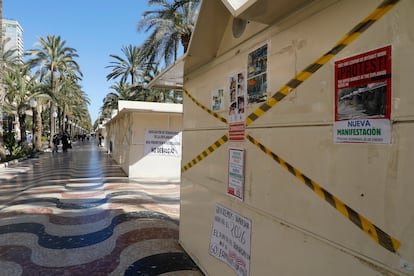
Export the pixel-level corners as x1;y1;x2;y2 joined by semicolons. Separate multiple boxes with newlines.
128;113;182;180
106;111;182;181
105;112;132;175
180;0;414;275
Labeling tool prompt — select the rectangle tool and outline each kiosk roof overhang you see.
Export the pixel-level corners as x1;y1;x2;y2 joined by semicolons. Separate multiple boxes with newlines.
106;101;183;126
118;100;183;114
147;57;184;90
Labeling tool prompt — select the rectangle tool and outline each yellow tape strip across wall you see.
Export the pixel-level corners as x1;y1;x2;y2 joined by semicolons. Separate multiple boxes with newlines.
246;134;401;253
184;89;228;125
181;133;229;173
245;0;400;126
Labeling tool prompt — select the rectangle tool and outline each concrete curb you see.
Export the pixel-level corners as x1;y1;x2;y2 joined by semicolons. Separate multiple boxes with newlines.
0;151;44;168
0;156;29;168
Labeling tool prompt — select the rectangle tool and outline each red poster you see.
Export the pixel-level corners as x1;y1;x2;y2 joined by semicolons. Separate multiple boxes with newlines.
334;46;392;144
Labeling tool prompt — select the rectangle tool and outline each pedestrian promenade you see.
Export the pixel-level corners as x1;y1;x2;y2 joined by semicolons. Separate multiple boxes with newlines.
0;140;203;275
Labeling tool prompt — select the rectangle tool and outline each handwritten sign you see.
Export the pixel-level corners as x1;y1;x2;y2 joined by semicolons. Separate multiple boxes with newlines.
144;129;182;157
209;204;251;276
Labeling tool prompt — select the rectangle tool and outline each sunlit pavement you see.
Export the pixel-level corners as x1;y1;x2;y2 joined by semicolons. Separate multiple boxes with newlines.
0;140;203;275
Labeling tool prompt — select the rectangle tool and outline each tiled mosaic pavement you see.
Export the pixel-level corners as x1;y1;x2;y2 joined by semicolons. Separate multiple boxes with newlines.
0;141;203;276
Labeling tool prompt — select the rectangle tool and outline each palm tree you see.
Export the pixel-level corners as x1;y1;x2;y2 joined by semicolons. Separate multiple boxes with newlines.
0;0;7;159
71;101;91;130
98;1;196;121
3;38;19;70
25;35;82;148
3;64;42;145
57;77;89;133
1;37;23;133
106;45;143;85
137;0;200;66
101;81;140;110
100;81;156;120
31;91;49;151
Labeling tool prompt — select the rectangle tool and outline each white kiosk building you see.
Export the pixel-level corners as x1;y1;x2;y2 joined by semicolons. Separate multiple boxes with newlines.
104;100;183;182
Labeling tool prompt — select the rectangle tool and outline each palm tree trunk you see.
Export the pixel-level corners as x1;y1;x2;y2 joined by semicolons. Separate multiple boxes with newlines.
49;72;56;148
58;107;63;134
181;33;191;53
174;38;178;62
34;105;42;150
18;108;27;144
62;108;67;133
49;102;56;148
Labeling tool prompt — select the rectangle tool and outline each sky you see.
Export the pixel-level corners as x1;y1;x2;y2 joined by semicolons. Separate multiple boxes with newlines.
3;0;150;124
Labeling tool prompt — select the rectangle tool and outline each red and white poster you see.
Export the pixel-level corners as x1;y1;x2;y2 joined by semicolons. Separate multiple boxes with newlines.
334;45;392;144
229;71;246;141
227;148;245;201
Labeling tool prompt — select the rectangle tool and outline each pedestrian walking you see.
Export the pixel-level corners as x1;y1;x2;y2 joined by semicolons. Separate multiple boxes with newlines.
62;132;71;152
52;134;60;153
98;133;104;147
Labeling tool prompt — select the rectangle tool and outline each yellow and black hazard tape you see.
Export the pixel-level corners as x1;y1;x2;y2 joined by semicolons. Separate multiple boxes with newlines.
180;0;401;253
246;0;400;126
246;134;401;253
181;133;229;172
184;89;228;125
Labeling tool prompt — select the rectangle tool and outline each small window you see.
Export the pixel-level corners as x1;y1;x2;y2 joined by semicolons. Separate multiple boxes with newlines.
221;0;256;16
225;0;250;10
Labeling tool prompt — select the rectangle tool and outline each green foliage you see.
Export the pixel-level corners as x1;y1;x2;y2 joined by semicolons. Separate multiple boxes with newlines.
3;132;21;160
99;1;197;121
137;0;200;66
2;131;31;161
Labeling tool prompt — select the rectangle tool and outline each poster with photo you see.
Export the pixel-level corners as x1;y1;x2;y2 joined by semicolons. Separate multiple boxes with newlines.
229;71;247;141
212;88;225;111
247;44;268;104
334;45;392;144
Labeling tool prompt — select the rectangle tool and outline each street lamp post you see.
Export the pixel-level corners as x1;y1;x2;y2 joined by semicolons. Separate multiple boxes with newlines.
53;111;58;134
64;117;67;134
30;99;37;151
53;111;57;126
68;120;72;139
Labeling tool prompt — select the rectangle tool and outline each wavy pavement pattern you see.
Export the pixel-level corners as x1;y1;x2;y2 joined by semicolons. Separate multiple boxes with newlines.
0;144;202;275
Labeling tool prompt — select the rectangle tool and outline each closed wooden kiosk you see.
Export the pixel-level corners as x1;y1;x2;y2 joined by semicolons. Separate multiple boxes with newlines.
153;0;414;275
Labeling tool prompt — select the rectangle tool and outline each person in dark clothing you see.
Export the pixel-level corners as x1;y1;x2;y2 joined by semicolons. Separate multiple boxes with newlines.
52;134;60;153
61;132;71;152
98;133;104;147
